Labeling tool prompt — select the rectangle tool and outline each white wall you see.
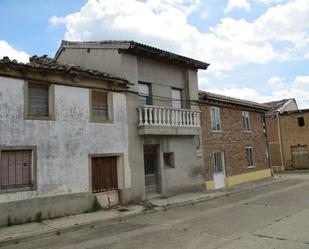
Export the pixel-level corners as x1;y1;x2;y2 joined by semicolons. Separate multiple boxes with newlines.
0;76;130;203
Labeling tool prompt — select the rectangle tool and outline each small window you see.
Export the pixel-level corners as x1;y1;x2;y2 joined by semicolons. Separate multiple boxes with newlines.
28;82;49;117
246;147;254;168
210;107;221;131
171;88;182;109
298;117;305;127
213;151;224;173
0;150;32;189
138;83;151;105
242;111;250;131
91;90;108;122
164;152;175;169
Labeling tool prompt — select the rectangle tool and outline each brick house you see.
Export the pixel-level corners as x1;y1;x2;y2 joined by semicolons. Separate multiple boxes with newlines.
0;56;130;226
199;91;272;190
263;99;300;171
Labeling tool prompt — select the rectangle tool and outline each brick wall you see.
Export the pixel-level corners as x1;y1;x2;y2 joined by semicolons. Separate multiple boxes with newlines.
201;104;269;181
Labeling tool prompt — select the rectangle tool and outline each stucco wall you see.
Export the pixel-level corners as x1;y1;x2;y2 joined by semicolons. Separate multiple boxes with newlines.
201;104;269;181
0;76;129;223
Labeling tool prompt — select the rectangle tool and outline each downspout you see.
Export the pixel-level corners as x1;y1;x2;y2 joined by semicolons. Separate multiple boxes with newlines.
263;114;273;177
277;112;284;170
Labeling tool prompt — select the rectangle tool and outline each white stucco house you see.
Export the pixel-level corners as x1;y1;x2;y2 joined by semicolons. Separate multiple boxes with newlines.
0;56;130;226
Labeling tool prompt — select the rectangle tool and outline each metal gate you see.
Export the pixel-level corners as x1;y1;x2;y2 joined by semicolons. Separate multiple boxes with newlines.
291;145;309;169
91;156;118;193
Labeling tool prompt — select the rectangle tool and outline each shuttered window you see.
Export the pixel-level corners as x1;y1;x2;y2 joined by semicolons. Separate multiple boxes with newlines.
91;90;108;122
28;83;49;117
0;150;32;189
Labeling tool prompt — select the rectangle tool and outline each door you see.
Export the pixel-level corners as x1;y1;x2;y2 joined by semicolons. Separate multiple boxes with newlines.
291;145;309;169
91;156;118;193
144;145;159;194
213;151;225;189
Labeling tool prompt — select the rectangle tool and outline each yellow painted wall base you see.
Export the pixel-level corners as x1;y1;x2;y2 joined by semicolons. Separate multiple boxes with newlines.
205;169;272;190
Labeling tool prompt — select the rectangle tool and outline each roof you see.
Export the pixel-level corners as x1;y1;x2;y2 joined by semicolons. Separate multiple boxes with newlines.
263;99;296;113
199;91;271;111
0;55;130;85
55;40;210;70
281;108;309;115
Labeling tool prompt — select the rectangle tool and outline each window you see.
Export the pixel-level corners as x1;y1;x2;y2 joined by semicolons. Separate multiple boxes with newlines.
213;151;224;173
164;152;175;169
0;150;33;190
171;88;182;109
246;147;254;168
242;111;250;131
91;90;109;122
26;82;54;119
298;117;305;127
210;107;221;131
138;83;151;105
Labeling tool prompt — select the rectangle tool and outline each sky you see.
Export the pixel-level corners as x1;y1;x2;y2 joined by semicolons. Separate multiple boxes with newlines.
1;0;309;108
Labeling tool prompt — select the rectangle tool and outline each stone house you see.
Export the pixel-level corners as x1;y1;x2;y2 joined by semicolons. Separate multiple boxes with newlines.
0;56;130;226
55;40;209;201
199;91;271;190
265;98;309;170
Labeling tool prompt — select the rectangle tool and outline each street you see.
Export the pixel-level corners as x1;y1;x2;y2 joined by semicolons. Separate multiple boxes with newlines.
3;173;309;249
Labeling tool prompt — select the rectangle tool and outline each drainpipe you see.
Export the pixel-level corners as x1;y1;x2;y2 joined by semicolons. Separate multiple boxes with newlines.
277;112;284;170
263;114;273;177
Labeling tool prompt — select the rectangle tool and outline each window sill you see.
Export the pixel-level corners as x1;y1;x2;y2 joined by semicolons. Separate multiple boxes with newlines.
244;131;252;133
211;130;222;133
90;119;114;124
25;116;55;121
247;166;256;169
0;186;35;194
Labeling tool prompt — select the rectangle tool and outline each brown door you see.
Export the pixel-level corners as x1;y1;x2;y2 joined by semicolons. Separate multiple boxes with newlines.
144;145;159;194
291;146;309;169
91;156;118;193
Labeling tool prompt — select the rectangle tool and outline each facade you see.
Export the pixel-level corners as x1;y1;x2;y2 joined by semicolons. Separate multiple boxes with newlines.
0;56;130;226
264;99;299;171
55;40;209;202
199;91;271;190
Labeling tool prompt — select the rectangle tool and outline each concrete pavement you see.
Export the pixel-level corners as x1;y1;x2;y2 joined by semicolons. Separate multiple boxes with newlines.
1;174;307;248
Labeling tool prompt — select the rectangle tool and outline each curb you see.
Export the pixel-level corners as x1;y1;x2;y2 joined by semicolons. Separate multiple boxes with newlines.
0;177;288;247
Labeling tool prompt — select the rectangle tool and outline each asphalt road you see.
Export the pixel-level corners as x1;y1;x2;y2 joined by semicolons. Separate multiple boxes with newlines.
3;173;309;249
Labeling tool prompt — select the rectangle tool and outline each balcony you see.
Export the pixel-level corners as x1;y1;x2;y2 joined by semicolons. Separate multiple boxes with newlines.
137;105;201;135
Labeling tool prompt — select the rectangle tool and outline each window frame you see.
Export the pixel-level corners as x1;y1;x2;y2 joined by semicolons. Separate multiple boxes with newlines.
138;82;152;106
210;107;221;132
298;117;305;127
0;146;37;193
24;81;55;121
89;89;113;123
245;147;255;168
171;88;182;109
163;152;175;169
242;111;251;132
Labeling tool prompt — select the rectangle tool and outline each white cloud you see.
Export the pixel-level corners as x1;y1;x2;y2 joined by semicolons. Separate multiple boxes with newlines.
224;0;250;13
0;40;29;63
202;75;309;109
257;0;285;5
200;11;208;19
50;0;309;73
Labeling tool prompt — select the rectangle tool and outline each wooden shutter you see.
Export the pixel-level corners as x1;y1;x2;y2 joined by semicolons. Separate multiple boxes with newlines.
0;150;32;189
28;83;49;117
92;91;108;121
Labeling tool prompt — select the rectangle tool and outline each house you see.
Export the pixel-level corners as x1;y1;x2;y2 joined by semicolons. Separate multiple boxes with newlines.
0;56;130;226
55;40;209;201
264;99;309;170
199;91;272;190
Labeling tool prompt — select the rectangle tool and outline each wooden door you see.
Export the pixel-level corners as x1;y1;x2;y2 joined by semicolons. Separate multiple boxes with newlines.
91;156;118;193
291;146;309;169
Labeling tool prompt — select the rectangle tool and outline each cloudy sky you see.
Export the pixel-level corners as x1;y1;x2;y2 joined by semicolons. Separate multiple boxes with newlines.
1;0;308;107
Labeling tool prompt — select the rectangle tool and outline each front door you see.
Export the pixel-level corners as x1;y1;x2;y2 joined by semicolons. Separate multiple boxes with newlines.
144;145;159;194
91;156;118;193
213;151;225;189
291;145;309;169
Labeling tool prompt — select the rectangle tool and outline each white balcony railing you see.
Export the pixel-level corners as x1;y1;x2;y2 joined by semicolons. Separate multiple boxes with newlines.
138;105;200;127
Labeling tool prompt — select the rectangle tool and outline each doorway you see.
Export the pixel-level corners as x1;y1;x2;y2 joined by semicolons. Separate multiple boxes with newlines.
212;151;226;189
144;145;159;194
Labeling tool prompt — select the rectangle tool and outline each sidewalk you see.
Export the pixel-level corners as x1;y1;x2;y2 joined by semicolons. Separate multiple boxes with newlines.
0;176;286;247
